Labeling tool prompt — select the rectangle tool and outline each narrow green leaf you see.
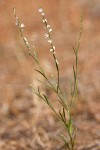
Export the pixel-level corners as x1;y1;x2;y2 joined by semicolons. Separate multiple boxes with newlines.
35;69;45;77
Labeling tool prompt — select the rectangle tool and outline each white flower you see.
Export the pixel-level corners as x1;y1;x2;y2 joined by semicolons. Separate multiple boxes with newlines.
53;46;55;50
49;28;52;32
20;23;25;28
56;59;59;65
41;12;45;16
47;25;50;28
50;49;53;52
48;39;52;43
43;19;47;23
44;33;49;38
38;8;43;13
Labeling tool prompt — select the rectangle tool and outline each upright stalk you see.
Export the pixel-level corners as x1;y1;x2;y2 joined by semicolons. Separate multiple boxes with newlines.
13;6;83;150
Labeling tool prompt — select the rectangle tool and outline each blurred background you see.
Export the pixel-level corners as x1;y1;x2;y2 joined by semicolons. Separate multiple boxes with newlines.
0;0;100;149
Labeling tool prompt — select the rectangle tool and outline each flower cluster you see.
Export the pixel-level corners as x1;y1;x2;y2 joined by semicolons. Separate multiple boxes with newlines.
13;5;30;50
13;6;19;27
38;8;57;56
